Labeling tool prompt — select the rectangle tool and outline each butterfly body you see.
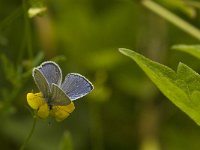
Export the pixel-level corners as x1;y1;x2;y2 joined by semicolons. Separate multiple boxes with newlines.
27;61;93;121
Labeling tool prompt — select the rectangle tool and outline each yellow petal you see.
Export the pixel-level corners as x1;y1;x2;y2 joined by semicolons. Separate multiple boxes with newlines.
37;103;49;119
50;102;75;122
27;92;45;109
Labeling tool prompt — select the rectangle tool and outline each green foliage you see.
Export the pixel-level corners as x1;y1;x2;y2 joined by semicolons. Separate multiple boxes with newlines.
59;131;74;150
1;0;200;149
142;0;200;41
172;45;200;60
28;0;47;18
119;48;200;125
158;0;196;17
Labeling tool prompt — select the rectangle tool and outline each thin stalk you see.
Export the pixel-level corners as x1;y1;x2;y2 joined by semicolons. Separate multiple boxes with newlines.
19;117;37;150
142;0;200;41
23;0;33;60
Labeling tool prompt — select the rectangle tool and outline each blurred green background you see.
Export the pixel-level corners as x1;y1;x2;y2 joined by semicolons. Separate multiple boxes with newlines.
1;0;200;150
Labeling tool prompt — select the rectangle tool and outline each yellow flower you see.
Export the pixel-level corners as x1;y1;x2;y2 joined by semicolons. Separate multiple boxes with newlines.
27;92;75;121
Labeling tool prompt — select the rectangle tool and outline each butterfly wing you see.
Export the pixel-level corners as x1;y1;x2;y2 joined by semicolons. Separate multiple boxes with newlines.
50;83;71;105
61;73;94;101
37;61;62;86
32;68;50;98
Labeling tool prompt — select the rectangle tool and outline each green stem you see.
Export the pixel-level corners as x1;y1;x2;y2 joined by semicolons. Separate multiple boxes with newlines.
23;0;33;61
142;0;200;41
19;117;37;150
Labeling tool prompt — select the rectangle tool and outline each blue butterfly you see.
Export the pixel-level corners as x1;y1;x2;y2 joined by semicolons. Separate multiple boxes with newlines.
27;61;93;121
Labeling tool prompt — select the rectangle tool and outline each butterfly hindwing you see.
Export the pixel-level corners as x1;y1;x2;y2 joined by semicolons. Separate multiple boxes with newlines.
51;83;71;105
37;61;62;86
32;68;50;99
61;73;94;101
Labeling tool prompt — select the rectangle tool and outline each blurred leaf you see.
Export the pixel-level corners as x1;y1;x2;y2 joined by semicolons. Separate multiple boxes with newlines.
86;49;122;70
28;7;47;18
22;51;44;79
159;0;196;18
59;131;73;150
172;44;200;60
119;48;200;125
184;1;200;9
89;71;111;102
0;53;20;86
28;0;47;18
50;55;66;63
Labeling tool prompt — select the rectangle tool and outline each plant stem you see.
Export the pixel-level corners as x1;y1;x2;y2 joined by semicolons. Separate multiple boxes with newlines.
142;0;200;41
23;0;33;61
19;117;37;150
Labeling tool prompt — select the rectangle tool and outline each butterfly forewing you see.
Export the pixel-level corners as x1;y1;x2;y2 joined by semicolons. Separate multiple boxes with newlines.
61;73;93;100
38;61;62;86
51;83;71;105
32;68;51;99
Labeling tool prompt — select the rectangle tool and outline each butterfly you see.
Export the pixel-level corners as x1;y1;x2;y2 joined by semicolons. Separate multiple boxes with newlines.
27;61;93;121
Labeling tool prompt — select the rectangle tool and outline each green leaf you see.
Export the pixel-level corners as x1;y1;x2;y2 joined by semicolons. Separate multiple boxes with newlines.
119;48;200;125
172;44;200;60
